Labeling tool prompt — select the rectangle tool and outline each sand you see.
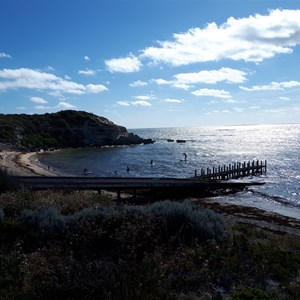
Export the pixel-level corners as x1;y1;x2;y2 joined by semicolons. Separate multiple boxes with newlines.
0;150;56;177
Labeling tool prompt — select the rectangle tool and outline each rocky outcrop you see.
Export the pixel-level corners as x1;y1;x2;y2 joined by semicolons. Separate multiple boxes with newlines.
0;110;154;151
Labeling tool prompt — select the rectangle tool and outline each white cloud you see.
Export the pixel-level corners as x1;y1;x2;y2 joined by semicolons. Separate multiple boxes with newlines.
162;98;182;103
0;68;108;95
130;80;148;87
134;95;153;101
30;96;48;104
131;101;152;107
116;99;153;107
153;67;247;90
78;69;96;76
116;101;130;106
279;96;290;101
0;52;11;58
240;80;300;91
84;55;90;61
86;84;108;93
47;66;55;71
105;55;142;73
192;88;232;99
152;78;169;85
233;107;244;112
172;83;192;90
35;105;51;110
17;106;26;110
141;9;300;65
56;102;77;110
264;108;287;115
174;68;247;84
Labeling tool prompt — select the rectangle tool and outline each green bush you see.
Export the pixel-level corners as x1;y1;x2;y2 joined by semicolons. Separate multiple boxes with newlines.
2;192;299;299
19;201;225;245
0;128;16;140
232;287;270;299
0;249;24;299
20;207;66;238
148;200;225;242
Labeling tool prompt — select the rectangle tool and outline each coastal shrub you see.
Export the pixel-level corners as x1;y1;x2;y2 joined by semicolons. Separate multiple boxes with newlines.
0;248;25;299
147;200;225;242
22;133;59;148
0;190;112;216
232;288;270;299
0;206;4;221
17;200;225;246
1;189;300;299
20;207;66;238
0;191;36;219
0;128;16;140
0;168;18;193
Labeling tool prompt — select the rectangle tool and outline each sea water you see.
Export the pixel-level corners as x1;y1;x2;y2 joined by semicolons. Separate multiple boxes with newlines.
38;124;300;219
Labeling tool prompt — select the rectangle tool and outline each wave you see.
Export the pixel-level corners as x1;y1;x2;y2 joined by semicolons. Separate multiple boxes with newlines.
249;189;300;208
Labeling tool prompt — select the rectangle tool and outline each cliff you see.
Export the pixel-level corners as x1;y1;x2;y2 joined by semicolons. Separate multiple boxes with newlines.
0;110;153;151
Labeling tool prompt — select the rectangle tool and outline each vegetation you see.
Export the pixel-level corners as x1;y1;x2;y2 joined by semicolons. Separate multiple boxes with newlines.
0;188;299;299
0;110;123;150
0;168;19;194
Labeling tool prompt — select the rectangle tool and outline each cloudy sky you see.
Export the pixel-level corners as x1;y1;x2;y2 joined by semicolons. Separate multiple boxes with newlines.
1;0;300;128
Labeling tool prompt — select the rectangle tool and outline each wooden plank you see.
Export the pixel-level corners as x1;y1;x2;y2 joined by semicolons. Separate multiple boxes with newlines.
12;176;264;192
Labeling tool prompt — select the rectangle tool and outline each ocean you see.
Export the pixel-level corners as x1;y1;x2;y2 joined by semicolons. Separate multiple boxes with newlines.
37;124;300;219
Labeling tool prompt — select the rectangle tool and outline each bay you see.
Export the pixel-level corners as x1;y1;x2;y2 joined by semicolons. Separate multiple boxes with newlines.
38;124;300;219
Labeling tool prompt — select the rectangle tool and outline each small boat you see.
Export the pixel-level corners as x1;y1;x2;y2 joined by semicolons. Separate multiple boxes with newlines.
176;139;186;143
167;139;174;142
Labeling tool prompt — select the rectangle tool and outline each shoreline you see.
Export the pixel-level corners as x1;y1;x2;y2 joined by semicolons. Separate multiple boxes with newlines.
1;149;300;231
0;150;57;177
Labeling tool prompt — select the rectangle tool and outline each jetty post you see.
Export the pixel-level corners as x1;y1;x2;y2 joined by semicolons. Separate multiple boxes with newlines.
196;160;267;180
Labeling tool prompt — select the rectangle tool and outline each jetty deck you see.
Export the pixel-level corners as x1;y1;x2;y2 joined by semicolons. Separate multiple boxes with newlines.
13;176;264;200
12;160;266;200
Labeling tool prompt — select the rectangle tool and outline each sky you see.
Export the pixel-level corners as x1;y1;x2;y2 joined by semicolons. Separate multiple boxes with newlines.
0;0;300;128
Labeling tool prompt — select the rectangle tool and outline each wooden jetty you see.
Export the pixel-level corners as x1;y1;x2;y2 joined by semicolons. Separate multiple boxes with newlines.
13;176;264;200
197;160;267;180
11;160;266;200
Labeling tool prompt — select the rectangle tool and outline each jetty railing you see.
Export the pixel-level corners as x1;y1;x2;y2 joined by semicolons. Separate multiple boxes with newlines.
197;160;267;180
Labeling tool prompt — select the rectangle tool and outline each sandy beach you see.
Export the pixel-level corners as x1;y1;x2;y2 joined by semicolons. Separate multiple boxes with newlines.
0;150;56;177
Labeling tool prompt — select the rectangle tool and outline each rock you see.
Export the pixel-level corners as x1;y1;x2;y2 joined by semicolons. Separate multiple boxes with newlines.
0;110;154;150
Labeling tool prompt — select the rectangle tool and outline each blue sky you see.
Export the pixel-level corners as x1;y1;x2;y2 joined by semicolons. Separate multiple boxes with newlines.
1;0;300;128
